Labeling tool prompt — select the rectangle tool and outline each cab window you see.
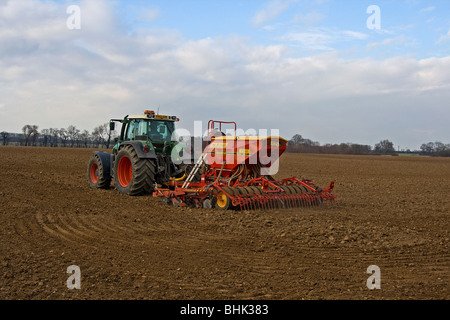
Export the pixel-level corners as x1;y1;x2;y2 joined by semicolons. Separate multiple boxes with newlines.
126;120;149;141
126;121;137;140
149;120;174;142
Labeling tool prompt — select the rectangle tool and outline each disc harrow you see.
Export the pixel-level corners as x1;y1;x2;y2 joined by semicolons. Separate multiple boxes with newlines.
154;176;335;211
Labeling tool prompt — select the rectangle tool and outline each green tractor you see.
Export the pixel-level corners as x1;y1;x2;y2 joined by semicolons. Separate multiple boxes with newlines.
87;110;192;196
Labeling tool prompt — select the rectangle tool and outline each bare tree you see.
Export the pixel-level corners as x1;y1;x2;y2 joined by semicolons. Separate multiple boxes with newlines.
420;142;435;155
91;122;117;149
289;134;304;145
420;141;450;157
59;128;68;147
30;125;39;146
50;128;59;147
67;125;80;148
92;124;106;148
41;129;51;147
80;130;91;148
287;134;321;153
1;131;9;146
374;140;395;155
22;125;30;146
434;141;446;153
351;144;372;155
22;125;39;146
103;122;118;149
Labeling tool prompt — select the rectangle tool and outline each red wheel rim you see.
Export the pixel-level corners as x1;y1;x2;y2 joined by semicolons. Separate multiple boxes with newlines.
118;156;132;187
90;162;99;183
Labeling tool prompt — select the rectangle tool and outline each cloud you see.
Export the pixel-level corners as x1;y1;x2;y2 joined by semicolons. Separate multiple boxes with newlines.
437;29;450;44
292;11;326;26
280;28;368;51
252;0;296;26
366;36;411;50
0;0;449;150
420;6;435;13
138;8;160;22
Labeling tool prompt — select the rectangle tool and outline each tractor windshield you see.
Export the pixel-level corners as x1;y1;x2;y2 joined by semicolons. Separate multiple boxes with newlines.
126;119;175;143
149;120;174;142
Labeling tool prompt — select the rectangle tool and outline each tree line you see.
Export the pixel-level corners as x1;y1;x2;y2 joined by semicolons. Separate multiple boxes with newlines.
1;123;118;149
419;141;450;157
287;134;450;157
1;126;449;157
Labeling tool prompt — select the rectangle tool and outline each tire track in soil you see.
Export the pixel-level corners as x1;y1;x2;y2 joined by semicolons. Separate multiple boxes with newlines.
15;205;448;300
38;212;99;248
15;209;237;258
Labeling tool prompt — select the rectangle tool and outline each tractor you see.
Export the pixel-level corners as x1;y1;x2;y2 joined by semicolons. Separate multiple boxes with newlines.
87;110;191;196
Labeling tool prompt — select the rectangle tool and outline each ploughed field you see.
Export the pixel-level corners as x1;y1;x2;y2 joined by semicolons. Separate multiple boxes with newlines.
0;146;448;300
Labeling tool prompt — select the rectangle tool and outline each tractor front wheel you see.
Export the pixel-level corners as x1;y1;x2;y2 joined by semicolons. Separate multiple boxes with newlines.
114;145;156;196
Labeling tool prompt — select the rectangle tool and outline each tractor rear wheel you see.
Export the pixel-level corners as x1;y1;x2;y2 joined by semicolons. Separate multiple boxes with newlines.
114;145;156;196
87;154;111;189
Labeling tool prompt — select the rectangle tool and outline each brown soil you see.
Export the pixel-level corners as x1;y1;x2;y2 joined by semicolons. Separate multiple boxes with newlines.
0;146;448;300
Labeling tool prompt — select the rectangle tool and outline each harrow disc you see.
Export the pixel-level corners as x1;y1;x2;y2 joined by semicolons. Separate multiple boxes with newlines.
220;182;334;211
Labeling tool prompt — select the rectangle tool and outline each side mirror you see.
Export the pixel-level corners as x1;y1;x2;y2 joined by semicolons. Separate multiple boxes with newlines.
110;122;116;131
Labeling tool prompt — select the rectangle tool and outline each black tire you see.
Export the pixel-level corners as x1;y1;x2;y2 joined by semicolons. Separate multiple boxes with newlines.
88;154;111;189
203;199;213;209
114;145;156;196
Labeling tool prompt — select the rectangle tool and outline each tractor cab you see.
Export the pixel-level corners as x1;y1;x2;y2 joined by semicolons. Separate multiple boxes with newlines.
110;110;180;154
121;110;178;143
124;117;175;143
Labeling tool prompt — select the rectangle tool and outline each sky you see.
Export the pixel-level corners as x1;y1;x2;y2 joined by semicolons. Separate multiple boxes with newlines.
0;0;449;150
